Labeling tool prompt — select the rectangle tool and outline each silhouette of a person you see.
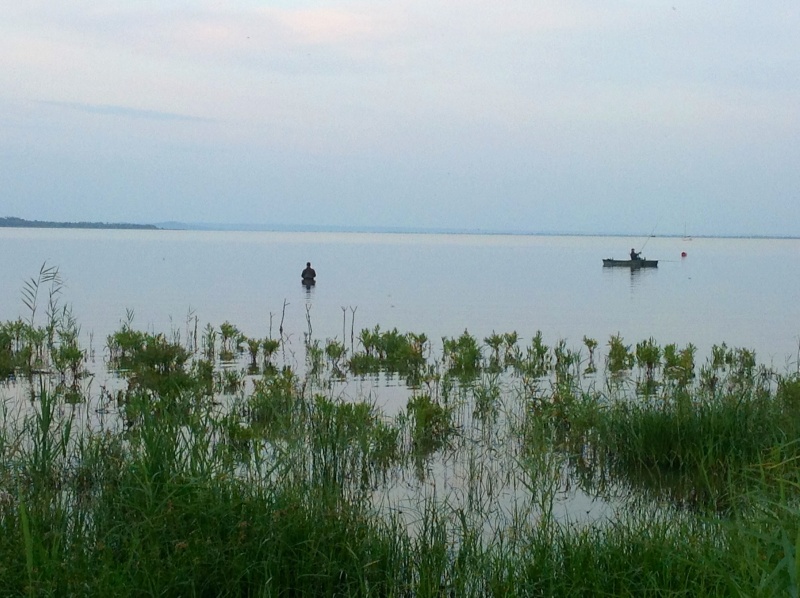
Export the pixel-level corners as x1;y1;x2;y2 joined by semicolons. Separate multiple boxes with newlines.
301;262;316;283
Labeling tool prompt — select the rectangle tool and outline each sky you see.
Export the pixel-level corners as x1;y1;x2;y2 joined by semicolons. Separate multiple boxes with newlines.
1;1;798;237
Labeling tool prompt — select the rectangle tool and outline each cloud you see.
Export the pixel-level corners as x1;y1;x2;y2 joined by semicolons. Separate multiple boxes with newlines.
39;101;213;123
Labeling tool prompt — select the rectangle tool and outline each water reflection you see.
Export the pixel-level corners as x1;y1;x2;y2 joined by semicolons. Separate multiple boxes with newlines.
601;263;658;290
627;266;657;288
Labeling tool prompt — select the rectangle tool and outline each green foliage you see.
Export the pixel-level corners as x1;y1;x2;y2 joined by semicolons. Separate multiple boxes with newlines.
202;323;217;360
484;332;505;372
107;324;147;367
472;375;501;422
262;337;280;361
515;331;552;378
583;385;800;510
349;325;427;379
778;374;800;410
244;368;302;437
503;331;521;367
664;343;697;386
635;338;661;376
219;321;243;361
442;330;482;378
108;325;196;413
0;320;32;378
554;339;580;384
21;262;62;329
607;334;634;374
324;339;347;375
305;339;324;376
5;275;800;596
216;367;243;394
309;396;400;491
406;394;454;458
245;336;261;367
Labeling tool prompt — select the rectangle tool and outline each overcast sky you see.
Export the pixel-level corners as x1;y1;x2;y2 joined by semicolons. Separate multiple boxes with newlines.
1;1;798;236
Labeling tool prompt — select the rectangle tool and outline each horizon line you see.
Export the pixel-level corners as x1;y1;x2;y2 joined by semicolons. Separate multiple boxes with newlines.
155;221;799;240
3;216;798;240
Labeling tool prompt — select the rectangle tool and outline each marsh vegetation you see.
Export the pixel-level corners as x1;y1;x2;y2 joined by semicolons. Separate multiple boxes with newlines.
1;266;800;595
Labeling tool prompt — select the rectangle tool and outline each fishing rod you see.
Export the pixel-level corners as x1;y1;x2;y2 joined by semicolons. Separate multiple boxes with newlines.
638;218;661;254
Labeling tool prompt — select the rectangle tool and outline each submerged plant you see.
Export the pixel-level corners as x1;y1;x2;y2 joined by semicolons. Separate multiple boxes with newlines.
309;396;400;491
245;337;261;369
664;343;697;386
324;339;347;376
244;368;303;437
607;334;634;375
484;332;505;372
406;393;454;459
516;331;552;379
219;321;243;361
443;330;482;379
349;326;427;379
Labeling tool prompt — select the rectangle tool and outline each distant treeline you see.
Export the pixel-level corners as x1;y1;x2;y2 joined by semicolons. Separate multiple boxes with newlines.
0;216;159;230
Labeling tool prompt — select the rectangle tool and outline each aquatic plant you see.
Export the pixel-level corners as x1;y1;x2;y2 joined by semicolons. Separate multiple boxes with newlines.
245;336;261;369
201;323;216;361
583;335;598;363
262;337;280;363
443;330;482;379
244;367;303;438
406;393;454;459
324;339;347;376
309;396;400;492
219;321;243;361
513;330;551;380
305;339;324;377
607;333;634;374
216;367;244;395
349;326;427;380
484;332;505;372
21;262;62;331
4;270;800;595
502;331;521;367
663;342;696;386
553;338;580;385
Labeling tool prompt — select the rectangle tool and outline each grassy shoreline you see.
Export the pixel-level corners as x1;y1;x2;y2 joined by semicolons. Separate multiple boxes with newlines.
1;273;799;594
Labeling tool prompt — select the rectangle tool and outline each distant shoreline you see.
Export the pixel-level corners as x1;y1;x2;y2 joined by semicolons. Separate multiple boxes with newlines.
1;217;796;239
0;216;160;230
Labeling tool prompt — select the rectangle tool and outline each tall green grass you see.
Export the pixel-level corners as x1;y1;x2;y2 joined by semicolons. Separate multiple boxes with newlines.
3;294;800;594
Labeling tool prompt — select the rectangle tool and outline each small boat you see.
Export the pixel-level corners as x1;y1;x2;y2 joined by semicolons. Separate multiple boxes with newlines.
603;258;658;268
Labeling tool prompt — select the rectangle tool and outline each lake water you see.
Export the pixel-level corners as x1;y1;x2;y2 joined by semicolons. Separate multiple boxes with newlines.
1;228;799;369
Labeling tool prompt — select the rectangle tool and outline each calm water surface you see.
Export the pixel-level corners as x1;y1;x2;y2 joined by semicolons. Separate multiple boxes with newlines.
1;228;799;367
2;228;798;526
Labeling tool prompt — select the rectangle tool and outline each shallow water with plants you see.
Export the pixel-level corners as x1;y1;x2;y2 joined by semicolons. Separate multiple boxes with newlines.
2;265;800;595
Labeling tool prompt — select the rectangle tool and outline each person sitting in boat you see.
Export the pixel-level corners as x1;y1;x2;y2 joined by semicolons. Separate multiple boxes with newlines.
630;248;642;261
301;262;316;283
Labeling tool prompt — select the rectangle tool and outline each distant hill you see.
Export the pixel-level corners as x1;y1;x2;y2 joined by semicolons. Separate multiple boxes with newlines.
1;216;159;230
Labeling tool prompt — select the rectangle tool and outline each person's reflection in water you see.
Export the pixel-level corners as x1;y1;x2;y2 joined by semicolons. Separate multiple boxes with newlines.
628;264;656;291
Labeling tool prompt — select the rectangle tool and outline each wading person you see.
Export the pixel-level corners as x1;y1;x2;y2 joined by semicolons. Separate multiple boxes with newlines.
301;262;316;284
